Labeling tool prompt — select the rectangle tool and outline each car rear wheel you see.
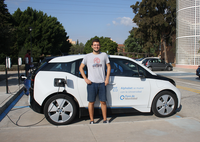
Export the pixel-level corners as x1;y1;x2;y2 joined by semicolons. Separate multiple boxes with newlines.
44;94;77;125
167;66;172;71
152;91;177;117
148;66;152;71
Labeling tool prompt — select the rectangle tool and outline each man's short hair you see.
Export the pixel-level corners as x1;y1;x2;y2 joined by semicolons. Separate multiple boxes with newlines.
27;50;31;53
92;39;100;45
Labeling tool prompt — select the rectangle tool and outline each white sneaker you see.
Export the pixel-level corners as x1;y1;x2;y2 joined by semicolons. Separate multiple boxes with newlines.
103;120;109;123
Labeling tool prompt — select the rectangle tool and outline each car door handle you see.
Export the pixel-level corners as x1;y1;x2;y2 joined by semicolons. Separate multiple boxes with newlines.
109;83;116;85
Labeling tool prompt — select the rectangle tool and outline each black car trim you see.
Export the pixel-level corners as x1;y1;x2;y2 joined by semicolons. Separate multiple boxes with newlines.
79;107;139;117
145;74;176;86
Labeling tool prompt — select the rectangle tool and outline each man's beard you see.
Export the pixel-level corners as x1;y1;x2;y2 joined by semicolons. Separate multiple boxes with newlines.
93;49;100;53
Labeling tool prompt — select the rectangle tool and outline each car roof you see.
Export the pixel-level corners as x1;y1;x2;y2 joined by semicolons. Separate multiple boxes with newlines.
48;54;157;75
49;55;85;63
49;54;139;63
143;57;159;60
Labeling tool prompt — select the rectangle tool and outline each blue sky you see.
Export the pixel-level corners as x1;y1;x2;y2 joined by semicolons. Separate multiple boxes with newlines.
5;0;139;44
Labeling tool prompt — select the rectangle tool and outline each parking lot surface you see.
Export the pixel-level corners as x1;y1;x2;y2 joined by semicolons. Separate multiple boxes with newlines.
0;68;200;142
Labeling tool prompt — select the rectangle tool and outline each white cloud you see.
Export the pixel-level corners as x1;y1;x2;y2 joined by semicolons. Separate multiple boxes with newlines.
112;17;137;27
107;23;111;26
112;21;118;25
118;17;133;26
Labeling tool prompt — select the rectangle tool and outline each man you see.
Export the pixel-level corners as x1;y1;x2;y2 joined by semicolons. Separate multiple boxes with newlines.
79;39;111;124
24;50;31;77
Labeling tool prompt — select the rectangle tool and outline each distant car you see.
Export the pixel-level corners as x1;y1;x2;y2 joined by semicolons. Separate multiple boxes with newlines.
196;65;200;78
142;58;173;71
135;58;144;62
136;57;159;64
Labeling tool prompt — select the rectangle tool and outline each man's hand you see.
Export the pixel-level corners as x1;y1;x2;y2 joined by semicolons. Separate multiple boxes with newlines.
85;78;92;84
105;63;111;86
105;79;109;86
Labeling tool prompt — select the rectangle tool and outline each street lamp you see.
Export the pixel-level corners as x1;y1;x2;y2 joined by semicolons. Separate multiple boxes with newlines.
29;27;33;61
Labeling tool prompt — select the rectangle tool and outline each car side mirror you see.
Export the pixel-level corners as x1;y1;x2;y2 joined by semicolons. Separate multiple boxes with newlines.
139;74;145;79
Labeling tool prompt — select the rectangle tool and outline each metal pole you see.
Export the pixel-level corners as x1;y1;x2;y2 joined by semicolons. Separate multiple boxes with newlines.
18;63;20;85
5;68;8;94
30;30;32;63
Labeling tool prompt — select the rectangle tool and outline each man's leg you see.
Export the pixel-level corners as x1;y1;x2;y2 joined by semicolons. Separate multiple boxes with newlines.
100;101;107;121
88;102;95;122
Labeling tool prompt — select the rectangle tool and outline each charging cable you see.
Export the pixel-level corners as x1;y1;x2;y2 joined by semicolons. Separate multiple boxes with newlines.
4;108;46;127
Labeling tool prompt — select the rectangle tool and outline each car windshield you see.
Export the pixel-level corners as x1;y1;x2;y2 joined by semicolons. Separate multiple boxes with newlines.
136;58;144;61
142;59;149;64
33;57;55;75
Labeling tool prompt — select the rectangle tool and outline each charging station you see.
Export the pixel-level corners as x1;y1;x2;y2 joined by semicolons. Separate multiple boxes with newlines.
6;57;11;69
18;57;22;85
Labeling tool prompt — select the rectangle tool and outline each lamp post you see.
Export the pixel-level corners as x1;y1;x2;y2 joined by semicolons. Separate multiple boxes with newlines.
29;27;33;61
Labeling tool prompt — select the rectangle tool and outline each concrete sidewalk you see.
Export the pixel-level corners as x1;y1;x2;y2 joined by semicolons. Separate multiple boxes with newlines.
0;117;200;142
0;70;24;116
0;68;200;142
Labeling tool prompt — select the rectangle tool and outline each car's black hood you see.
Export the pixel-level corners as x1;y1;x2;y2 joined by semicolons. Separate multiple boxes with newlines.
147;74;176;86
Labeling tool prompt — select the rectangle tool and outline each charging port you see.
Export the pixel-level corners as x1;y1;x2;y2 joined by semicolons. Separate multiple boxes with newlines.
54;78;66;87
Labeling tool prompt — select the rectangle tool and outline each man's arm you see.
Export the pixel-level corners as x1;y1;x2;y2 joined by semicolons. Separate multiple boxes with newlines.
105;63;111;86
79;63;91;84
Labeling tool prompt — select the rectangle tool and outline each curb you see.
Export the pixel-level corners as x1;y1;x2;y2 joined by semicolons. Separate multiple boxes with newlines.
0;87;24;117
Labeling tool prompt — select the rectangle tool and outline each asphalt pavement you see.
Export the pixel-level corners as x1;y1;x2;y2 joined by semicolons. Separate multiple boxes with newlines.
0;68;200;142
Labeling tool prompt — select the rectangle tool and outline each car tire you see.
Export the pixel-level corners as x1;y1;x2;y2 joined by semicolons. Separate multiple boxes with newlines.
44;94;77;125
148;66;152;71
152;91;177;117
167;66;172;71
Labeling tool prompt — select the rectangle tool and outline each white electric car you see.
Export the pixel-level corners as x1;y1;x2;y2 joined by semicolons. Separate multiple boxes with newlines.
29;55;181;125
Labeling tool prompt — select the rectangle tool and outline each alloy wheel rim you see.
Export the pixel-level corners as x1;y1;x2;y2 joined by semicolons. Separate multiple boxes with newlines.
156;95;175;115
48;98;73;123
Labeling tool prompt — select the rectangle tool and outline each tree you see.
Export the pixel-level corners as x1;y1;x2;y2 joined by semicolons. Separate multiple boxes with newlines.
69;42;84;55
0;0;15;64
84;36;118;55
12;7;71;62
124;30;142;53
131;0;176;60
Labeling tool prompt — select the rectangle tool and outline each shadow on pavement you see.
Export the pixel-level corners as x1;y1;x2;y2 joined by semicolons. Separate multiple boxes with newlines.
0;72;25;86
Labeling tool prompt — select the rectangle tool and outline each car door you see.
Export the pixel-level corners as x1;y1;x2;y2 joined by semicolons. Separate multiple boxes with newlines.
151;59;159;70
76;59;116;107
107;58;151;107
157;59;167;70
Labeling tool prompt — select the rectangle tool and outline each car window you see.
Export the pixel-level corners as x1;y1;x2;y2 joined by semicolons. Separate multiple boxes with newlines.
149;59;153;63
152;59;157;63
138;65;147;77
109;58;140;77
158;59;164;63
41;61;76;75
78;59;88;78
142;59;149;64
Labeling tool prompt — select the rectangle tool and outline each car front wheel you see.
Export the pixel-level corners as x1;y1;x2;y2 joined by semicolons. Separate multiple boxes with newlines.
152;91;177;117
44;94;77;125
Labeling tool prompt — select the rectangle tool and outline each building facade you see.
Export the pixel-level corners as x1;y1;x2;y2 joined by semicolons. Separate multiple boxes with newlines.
176;0;200;68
